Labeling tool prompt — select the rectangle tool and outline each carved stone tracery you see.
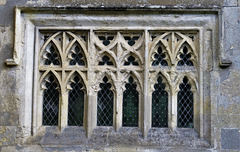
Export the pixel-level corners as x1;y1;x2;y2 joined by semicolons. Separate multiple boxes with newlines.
38;30;199;135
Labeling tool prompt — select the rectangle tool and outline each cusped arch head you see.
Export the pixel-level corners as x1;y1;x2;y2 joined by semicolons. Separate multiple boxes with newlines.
123;72;143;93
122;52;143;67
40;70;61;92
66;71;88;94
177;75;197;92
65;32;89;67
40;32;63;66
176;42;197;67
97;52;117;67
150;41;170;66
151;72;170;93
95;72;116;92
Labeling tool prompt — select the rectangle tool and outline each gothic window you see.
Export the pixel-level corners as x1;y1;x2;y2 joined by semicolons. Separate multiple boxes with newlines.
177;77;194;128
42;74;60;126
38;31;88;129
37;30;199;138
122;76;139;127
97;76;114;126
152;76;168;127
68;74;85;126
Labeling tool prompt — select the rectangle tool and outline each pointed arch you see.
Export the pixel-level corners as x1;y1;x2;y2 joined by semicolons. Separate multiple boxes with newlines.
122;75;139;127
122;52;143;67
150;41;169;66
65;70;88;94
41;72;60;126
176;43;196;67
66;32;89;67
97;76;114;126
97;51;117;67
67;72;85;126
152;75;168;128
40;32;63;66
177;76;194;128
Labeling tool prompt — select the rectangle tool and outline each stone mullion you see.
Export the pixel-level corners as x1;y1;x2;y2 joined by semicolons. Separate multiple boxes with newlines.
59;32;68;130
86;29;95;138
115;41;122;132
170;88;178;131
143;30;150;138
59;71;68;131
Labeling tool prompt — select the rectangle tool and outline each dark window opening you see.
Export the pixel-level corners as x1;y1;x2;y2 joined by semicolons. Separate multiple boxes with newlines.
44;44;61;65
68;75;84;126
42;75;59;126
69;45;85;66
124;56;139;66
152;76;168;127
123;76;139;127
98;55;114;66
98;36;114;46
177;46;193;66
177;77;194;128
124;36;139;46
152;46;168;66
97;76;114;126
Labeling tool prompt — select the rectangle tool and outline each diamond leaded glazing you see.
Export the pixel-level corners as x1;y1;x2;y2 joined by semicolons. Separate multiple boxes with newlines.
177;77;194;128
152;76;168;127
68;75;84;126
123;76;139;127
97;76;114;126
42;74;59;126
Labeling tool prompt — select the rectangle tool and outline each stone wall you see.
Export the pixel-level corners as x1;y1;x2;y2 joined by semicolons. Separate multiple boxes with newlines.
0;0;239;151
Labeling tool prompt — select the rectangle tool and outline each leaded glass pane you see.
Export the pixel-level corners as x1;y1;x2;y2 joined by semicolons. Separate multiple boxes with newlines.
97;76;114;126
152;76;168;127
177;77;194;128
42;75;59;126
68;75;84;126
123;76;139;127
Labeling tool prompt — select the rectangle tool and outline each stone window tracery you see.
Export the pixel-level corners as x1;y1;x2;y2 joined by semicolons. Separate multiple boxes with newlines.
37;30;199;137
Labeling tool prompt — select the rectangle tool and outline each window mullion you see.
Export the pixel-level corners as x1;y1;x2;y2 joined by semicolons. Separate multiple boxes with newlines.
143;29;150;139
59;71;68;131
86;30;95;138
170;89;178;131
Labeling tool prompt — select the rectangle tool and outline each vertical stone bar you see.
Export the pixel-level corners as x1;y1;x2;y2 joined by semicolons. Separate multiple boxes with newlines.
86;30;95;138
143;30;150;138
116;34;122;132
60;90;68;131
171;91;178;131
199;29;204;138
116;80;122;132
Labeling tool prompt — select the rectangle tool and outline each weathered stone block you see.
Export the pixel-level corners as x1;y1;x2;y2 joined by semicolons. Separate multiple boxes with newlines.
221;128;240;149
0;126;16;146
224;0;238;6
